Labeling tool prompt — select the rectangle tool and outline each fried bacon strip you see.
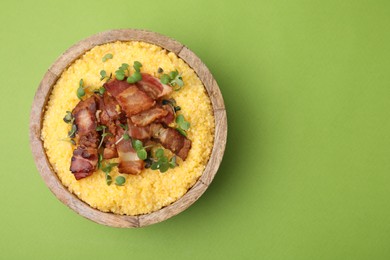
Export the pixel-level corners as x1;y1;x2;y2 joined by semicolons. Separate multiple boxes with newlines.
96;93;122;159
70;96;99;180
105;79;155;117
116;126;144;174
150;124;191;160
126;121;191;160
130;106;168;126
136;73;172;99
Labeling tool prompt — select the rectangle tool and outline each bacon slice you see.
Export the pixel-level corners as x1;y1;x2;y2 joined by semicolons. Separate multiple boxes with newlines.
70;147;99;180
126;121;191;159
151;124;191;160
102;91;121;120
73;96;98;138
127;120;151;140
70;96;99;179
157;104;175;125
130;107;168;126
96;93;122;159
104;79;131;97
117;85;155;116
105;79;155;117
116;127;144;174
136;73;172;99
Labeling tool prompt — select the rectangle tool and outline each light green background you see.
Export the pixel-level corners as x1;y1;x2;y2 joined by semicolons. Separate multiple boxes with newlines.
1;0;389;259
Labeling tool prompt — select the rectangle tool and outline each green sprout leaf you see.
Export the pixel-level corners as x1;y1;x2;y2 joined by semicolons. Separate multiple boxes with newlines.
100;70;107;79
77;87;85;99
115;70;125;80
101;162;118;186
96;125;106;131
126;62;143;83
132;71;142;81
176;128;187;137
137;149;147;160
148;148;176;173
131;139;147;160
97;153;103;170
102;53;113;62
68;124;77;138
169;70;178;79
159;163;170;173
63;111;74;124
120;63;129;70
120;124;128;130
100;70;112;82
127;77;135;83
102;162;118;173
76;79;85;100
160;74;170;84
132;140;143;150
175;114;190;136
123;133;130;140
151;162;158;170
155;148;164;158
96;125;110;149
105;174;112;185
133;61;142;72
162;99;181;115
115;63;129;80
115;176;126;186
159;70;184;90
169;156;176;168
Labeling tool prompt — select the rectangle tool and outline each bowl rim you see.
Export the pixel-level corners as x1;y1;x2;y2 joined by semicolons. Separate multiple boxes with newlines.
29;29;227;228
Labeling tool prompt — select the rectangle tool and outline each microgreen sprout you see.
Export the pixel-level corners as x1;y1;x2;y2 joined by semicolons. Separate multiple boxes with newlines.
175;114;190;137
63;111;74;124
162;99;181;114
115;176;126;186
76;79;85;99
62;111;76;142
96;125;111;149
150;148;176;173
133;61;142;72
157;67;164;73
126;61;143;83
115;124;130;144
102;53;113;62
101;162;118;185
160;70;184;90
97;153;103;170
98;87;106;95
68;124;77;138
115;63;129;80
132;139;147;160
100;70;112;82
59;138;76;145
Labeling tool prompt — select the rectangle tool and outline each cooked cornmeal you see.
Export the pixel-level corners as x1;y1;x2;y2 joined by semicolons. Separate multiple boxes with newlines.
41;41;215;215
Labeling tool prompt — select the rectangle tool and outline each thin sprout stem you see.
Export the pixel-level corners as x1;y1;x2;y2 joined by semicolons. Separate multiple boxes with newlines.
115;136;123;145
98;128;106;149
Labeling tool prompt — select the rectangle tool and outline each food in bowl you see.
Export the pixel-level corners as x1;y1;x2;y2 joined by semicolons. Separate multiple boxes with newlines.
41;41;215;215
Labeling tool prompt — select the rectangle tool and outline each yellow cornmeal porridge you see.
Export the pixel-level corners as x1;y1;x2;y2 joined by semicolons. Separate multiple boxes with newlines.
41;41;214;215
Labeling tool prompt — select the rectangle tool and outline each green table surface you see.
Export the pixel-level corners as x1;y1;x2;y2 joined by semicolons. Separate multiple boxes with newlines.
1;0;390;259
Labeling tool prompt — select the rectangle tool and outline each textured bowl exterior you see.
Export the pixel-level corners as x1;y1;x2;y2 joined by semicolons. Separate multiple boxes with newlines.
30;29;227;227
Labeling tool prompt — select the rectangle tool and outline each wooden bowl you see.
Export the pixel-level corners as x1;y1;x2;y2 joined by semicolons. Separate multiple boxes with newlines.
29;29;227;227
